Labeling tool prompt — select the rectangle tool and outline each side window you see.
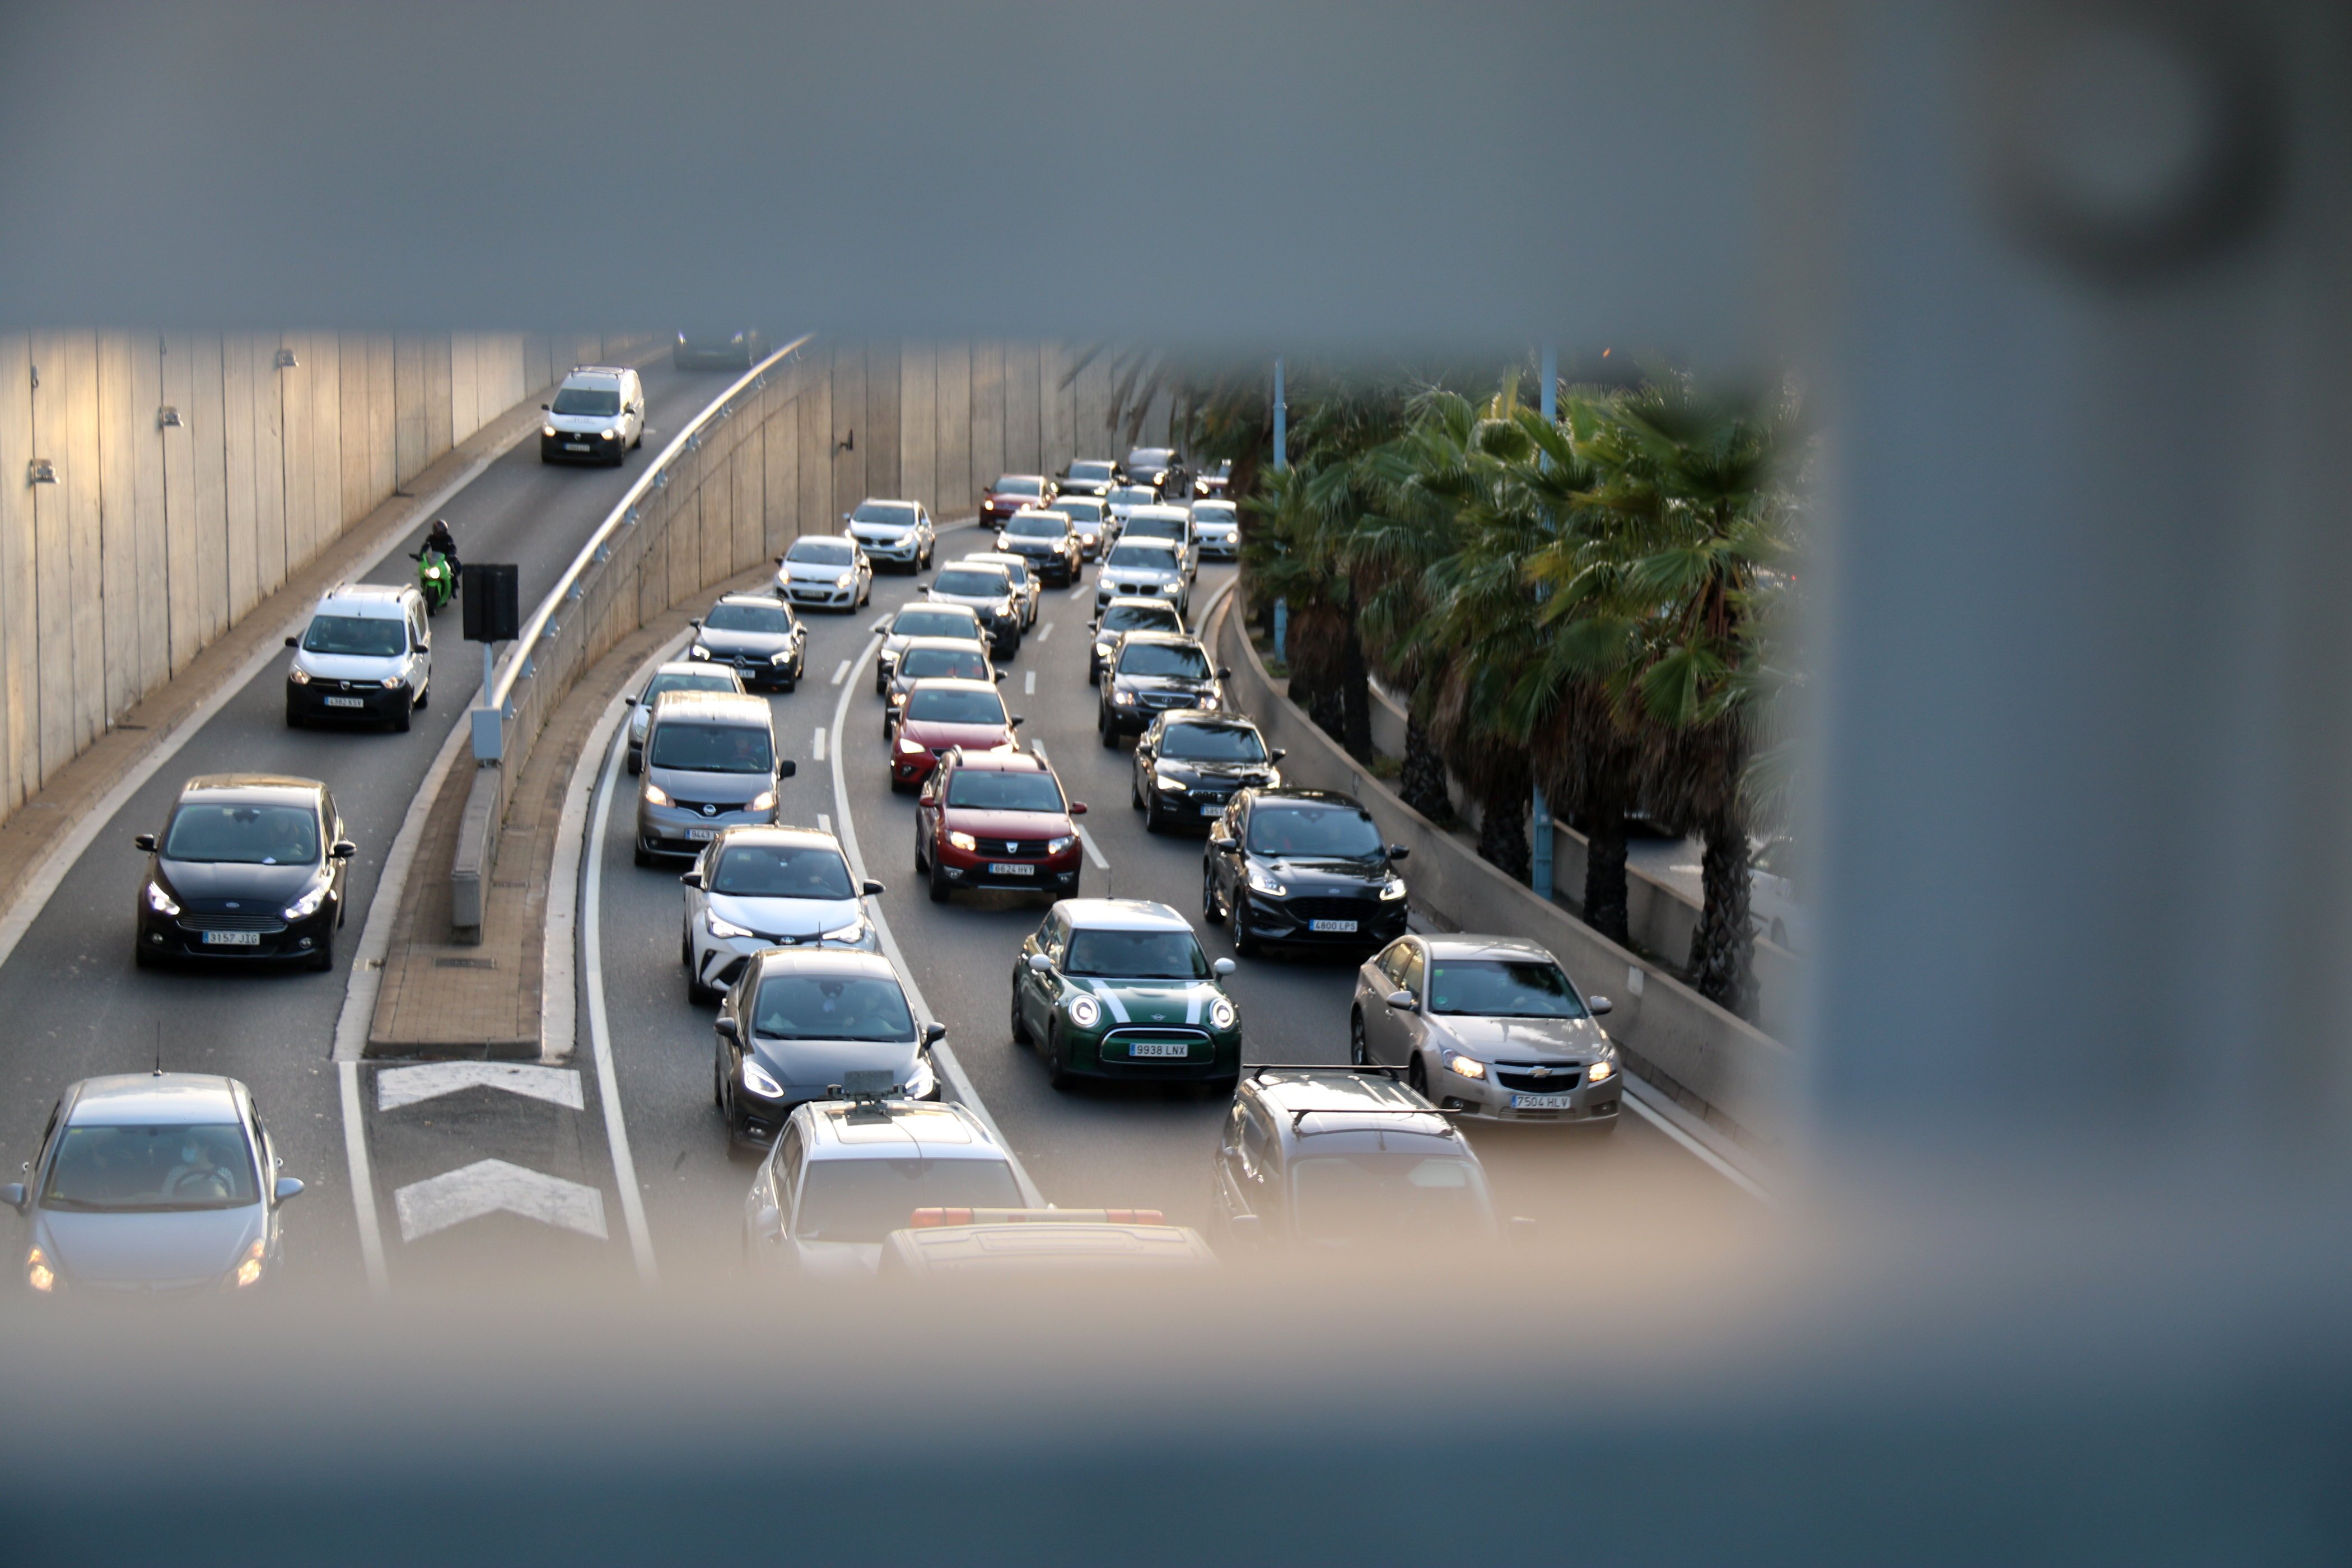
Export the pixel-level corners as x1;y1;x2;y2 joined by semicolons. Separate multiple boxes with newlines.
1399;944;1426;997
1375;941;1411;987
1240;1104;1275;1184
775;1121;806;1215
1043;912;1069;965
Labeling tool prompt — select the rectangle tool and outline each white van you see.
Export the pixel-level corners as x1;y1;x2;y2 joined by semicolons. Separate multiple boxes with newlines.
540;365;646;464
283;584;433;732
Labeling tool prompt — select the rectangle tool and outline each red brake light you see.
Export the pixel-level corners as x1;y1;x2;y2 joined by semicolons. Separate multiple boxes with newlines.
909;1207;972;1229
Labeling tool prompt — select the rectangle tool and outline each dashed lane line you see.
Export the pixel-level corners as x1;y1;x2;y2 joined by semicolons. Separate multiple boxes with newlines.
813;726;827;763
831;658;852;686
1036;622;1053;644
1024;670;1036;696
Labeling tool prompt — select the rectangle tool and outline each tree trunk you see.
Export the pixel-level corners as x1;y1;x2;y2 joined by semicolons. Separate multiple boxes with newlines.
1338;615;1373;762
1399;715;1452;822
1687;814;1756;1016
1583;795;1631;946
1477;794;1530;881
1305;680;1346;741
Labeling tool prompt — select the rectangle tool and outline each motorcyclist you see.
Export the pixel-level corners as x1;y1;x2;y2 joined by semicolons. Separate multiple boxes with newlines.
413;518;461;584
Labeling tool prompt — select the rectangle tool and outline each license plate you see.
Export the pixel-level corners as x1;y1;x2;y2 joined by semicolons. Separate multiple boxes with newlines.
1200;804;1223;816
324;696;365;708
1510;1092;1577;1110
687;828;720;841
564;442;590;452
1309;919;1358;933
1128;1040;1189;1058
988;862;1035;876
202;930;262;946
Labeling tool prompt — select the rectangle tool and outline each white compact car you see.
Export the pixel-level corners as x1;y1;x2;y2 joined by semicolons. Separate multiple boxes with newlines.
774;534;873;612
1190;498;1240;561
539;365;645;464
678;825;884;1002
283;582;433;731
843;498;936;573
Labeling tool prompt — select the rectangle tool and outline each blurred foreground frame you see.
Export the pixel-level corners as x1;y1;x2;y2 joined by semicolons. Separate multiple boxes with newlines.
4;0;2352;1560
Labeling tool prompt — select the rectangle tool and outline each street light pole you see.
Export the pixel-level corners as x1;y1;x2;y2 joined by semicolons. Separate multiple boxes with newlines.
1529;346;1558;898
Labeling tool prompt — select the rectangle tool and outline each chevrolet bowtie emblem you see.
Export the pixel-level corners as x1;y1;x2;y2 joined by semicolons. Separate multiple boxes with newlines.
1532;1066;1551;1079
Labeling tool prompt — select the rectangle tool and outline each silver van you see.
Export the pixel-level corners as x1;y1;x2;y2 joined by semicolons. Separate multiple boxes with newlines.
283;583;433;731
634;690;794;866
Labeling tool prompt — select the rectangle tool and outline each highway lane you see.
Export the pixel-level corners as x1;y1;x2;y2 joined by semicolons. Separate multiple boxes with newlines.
0;356;738;1289
596;536;1758;1278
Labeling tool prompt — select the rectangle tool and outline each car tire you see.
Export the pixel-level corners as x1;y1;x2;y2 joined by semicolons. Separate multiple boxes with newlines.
1099;710;1117;749
309;932;334;972
713;1051;727;1109
634;843;655;868
687;964;717;1007
627;752;641;776
1202;869;1225;926
392;693;413;734
1131;771;1145;810
1233;914;1260;958
1350;1012;1370;1066
134;934;155;969
284;701;302;729
1145;793;1168;834
1087;665;1099;688
1408;1056;1429;1099
1043;1022;1073;1091
1010;985;1030;1044
927;857;950;903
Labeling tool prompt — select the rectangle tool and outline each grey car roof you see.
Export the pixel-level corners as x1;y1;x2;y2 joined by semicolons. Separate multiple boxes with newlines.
749;947;899;981
1415;934;1561;963
648;659;740;680
709;824;846;854
69;1073;244;1126
1248;1070;1460;1143
800;1099;1002;1159
179;774;325;804
313;584;411;617
648;690;771;725
1052;897;1192;933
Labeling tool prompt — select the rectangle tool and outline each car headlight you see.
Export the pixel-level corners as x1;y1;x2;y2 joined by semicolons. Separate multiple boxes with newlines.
740;1058;787;1100
1195;693;1220;711
1262;768;1284;788
1446;1052;1488;1080
907;1054;937;1099
282;883;329;921
995;600;1015;618
231;1238;266;1289
598;428;617;441
1245;866;1286;897
898;736;927;755
380;676;403;689
1046;834;1076;853
1161;582;1181;595
1155;772;1188;791
1114;690;1135;706
1378;878;1408;902
1067;995;1102;1029
145;881;181;916
542;424;557;438
1586;1060;1616;1084
835;572;855;590
995;534;1011;549
26;1246;55;1294
641;782;673;806
1093;641;1113;660
946;830;978;851
821;918;868;944
1209;997;1237;1030
690;644;712;660
287;666;311;685
747;790;777;813
707;912;754;940
770;650;792;664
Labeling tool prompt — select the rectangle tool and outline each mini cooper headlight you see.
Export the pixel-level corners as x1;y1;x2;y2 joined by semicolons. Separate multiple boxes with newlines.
946;830;978;851
1586;1060;1616;1084
1378;878;1408;902
747;790;777;813
282;883;330;921
1245;865;1286;897
145;881;181;916
1446;1052;1488;1080
1210;997;1238;1030
740;1058;786;1100
706;912;754;940
286;666;311;685
1067;995;1102;1029
641;782;673;806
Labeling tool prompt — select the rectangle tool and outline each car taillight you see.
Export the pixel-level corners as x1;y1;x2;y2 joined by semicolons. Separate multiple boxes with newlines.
911;1208;972;1228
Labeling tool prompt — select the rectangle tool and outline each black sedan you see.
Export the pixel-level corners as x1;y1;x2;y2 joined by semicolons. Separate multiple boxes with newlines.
1132;712;1285;833
134;775;355;970
1202;788;1410;958
994;508;1082;586
689;594;809;692
1098;633;1226;746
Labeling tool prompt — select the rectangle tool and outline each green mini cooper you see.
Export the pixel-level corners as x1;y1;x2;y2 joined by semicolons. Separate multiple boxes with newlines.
1011;898;1242;1091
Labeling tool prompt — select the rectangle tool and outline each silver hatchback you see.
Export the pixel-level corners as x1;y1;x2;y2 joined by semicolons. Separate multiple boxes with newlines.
1349;935;1622;1130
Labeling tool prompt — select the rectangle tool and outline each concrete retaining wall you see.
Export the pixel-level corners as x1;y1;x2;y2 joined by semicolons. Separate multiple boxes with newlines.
1220;596;1794;1149
0;329;641;829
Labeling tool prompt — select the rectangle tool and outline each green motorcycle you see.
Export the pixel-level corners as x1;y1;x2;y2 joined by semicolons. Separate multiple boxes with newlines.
410;546;455;615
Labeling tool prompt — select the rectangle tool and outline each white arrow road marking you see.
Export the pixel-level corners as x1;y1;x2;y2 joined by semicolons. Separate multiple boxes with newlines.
376;1062;584;1113
813;726;827;762
394;1159;609;1242
831;657;852;685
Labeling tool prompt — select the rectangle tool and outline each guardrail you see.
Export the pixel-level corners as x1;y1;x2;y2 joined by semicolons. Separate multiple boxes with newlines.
449;336;814;938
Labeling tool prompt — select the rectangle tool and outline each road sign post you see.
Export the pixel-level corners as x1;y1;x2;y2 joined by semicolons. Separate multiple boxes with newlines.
461;563;521;762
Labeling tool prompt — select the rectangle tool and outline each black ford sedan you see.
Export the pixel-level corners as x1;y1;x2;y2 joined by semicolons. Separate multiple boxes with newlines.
1202;788;1410;958
1098;633;1227;745
134;776;354;971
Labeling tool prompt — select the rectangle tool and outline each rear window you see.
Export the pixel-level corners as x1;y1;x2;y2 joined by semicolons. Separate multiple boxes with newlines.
650;721;773;774
944;769;1064;812
712;842;855;899
163;801;320;865
705;602;795;633
904;688;1008;726
1067;461;1118;483
552;385;620;416
302;614;406;657
1125;516;1186;540
1108;487;1156;506
794;1156;1021;1243
41;1122;259;1212
1289;1154;1496;1247
1057;498;1107;521
643;671;740;703
934;568;1009;598
752;974;914;1042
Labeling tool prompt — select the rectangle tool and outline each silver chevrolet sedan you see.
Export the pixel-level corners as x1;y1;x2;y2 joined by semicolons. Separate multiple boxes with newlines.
1349;935;1622;1130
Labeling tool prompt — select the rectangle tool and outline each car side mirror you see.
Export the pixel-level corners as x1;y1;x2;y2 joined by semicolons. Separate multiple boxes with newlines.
774;556;786;566
330;840;358;860
841;512;852;521
922;1021;948;1046
1009;715;1025;727
1217;667;1233;679
1386;844;1410;861
861;880;886;897
283;635;298;648
623;695;637;706
715;1016;739;1038
274;1176;305;1203
0;1182;24;1212
678;870;703;889
1028;953;1053;974
1385;990;1416;1011
134;833;158;852
1212;958;1237;978
1587;996;1613;1016
414;638;430;652
755;1204;783;1240
993;670;1007;682
689;618;702;629
1208;830;1233;848
1270;748;1287;762
776;760;797;779
1069;801;1088;815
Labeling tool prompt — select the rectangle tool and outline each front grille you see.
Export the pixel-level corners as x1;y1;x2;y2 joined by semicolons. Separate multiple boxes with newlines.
1280;896;1379;924
671;799;751;816
1103;1026;1209;1062
1138;690;1194;709
1497;1066;1584;1093
967;837;1049;857
178;912;288;934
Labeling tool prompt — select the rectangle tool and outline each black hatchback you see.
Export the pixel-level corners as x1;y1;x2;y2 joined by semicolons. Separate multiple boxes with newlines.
1202;788;1410;958
133;776;354;971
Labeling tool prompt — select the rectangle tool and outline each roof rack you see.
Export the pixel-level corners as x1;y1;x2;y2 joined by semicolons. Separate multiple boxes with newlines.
1290;1105;1455;1132
1244;1062;1409;1082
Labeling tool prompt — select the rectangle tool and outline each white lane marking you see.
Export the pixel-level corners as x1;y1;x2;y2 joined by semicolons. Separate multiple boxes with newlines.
826;628;1044;1207
818;813;832;834
339;1062;390;1297
1621;1076;1776;1205
582;719;661;1283
334;716;471;1063
1075;825;1111;871
1067;584;1089;601
812;726;826;763
1036;622;1053;644
830;658;852;686
394;1158;609;1242
376;1062;584;1113
1024;670;1036;696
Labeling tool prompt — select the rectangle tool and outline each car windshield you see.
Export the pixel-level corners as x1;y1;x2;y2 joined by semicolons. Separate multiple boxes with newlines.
893;608;979;639
899;647;990;682
934;568;1008;597
945;770;1064;811
904;688;1007;725
41;1122;259;1212
1006;515;1068;538
1289;1154;1496;1248
1126;449;1176;469
1426;959;1588;1019
1106;543;1176;571
794;1156;1021;1243
650;722;773;773
552;386;620;416
1067;461;1117;483
1119;642;1211;679
975;558;1030;585
1108;487;1156;506
1101;604;1180;635
704;602;795;633
1247;805;1384;858
1064;928;1208;979
162;801;319;865
1058;499;1105;521
1125;517;1185;541
787;539;855;564
301;614;406;657
852;501;917;526
993;477;1043;497
752;974;915;1041
1194;504;1236;524
712;843;855;899
643;671;739;704
1160;722;1264;762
